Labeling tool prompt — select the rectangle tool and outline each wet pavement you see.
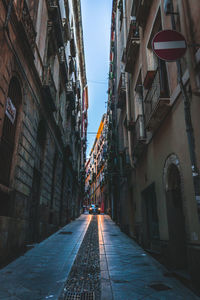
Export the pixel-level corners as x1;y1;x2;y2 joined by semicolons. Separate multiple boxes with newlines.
99;215;199;300
0;215;90;300
0;214;199;299
60;216;100;300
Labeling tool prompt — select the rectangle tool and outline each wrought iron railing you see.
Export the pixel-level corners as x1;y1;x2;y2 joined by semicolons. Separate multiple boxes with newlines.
144;69;161;122
48;0;58;9
117;72;126;108
134;0;153;27
42;65;57;110
126;19;139;53
21;1;36;49
66;80;74;94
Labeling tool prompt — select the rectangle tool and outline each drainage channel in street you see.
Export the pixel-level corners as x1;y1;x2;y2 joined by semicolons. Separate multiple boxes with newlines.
59;215;100;300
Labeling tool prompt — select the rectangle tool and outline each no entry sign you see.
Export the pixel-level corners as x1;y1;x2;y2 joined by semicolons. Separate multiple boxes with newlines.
152;30;187;61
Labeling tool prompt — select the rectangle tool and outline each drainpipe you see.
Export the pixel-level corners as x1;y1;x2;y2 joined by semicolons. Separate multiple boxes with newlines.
122;0;134;168
177;0;199;95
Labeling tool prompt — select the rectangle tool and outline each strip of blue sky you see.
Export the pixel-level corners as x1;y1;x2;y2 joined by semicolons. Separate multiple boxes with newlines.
81;0;112;158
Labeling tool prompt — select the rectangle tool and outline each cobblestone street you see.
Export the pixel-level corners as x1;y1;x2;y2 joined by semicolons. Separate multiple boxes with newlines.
0;214;199;299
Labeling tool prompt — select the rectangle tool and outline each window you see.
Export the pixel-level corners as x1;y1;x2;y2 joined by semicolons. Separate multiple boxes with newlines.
146;9;169;97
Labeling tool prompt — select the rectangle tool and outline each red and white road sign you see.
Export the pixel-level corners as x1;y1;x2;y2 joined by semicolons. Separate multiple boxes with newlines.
152;29;187;61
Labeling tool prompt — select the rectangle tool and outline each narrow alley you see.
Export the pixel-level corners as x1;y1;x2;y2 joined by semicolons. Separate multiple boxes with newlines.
0;214;198;300
1;0;200;299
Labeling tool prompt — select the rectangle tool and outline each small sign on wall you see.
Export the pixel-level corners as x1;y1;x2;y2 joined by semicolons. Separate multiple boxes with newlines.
5;97;16;124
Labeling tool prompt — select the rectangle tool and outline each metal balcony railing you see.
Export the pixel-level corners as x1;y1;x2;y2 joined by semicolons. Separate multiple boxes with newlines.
124;18;140;73
117;72;126;109
62;18;71;42
48;0;58;9
145;70;161;118
42;65;57;111
134;0;153;28
70;29;76;57
133;114;146;157
59;47;65;63
144;69;170;131
21;1;36;50
59;47;68;81
66;80;74;95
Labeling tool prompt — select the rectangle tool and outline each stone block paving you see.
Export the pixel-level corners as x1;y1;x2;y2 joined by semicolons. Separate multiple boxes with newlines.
99;215;200;300
0;215;91;300
0;214;199;300
60;215;100;300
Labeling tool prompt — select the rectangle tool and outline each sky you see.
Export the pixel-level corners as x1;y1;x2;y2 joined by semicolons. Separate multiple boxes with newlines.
81;0;112;158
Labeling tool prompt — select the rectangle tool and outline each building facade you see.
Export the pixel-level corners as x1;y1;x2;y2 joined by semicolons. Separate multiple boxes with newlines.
85;114;108;212
0;0;88;264
107;0;200;287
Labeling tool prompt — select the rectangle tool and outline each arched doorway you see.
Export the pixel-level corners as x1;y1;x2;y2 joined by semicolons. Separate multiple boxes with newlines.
0;77;22;187
165;157;187;269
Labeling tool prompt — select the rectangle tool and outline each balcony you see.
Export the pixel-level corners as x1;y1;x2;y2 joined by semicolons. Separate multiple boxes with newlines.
133;115;146;158
47;0;64;47
117;72;126;109
124;20;140;74
19;1;36;53
134;0;153;28
58;46;65;63
76;80;81;99
58;47;68;82
144;69;170;132
66;80;73;94
62;18;71;42
66;80;75;103
42;65;57;111
123;148;132;174
127;120;135;131
70;29;76;57
65;130;72;156
47;0;58;10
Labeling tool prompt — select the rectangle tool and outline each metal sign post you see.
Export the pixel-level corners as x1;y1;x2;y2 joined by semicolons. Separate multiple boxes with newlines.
152;21;200;217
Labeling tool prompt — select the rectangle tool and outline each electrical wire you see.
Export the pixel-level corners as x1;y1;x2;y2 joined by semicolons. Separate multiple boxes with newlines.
87;80;107;85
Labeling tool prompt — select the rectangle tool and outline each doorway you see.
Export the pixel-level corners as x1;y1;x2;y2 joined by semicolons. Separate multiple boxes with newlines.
30;168;41;242
142;183;159;249
166;163;187;269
